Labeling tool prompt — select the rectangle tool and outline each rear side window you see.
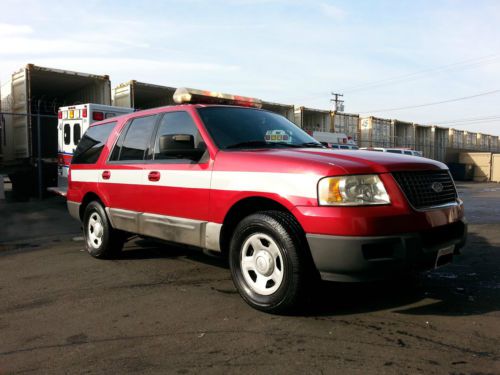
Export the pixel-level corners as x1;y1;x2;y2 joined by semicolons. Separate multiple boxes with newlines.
73;124;81;145
64;124;71;145
72;122;117;164
111;115;157;161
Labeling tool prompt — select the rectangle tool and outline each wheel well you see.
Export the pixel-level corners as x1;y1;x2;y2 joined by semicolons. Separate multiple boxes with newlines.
79;192;104;220
219;197;297;255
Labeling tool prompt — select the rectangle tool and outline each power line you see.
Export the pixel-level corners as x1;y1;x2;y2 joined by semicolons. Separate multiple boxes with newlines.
358;88;500;114
342;54;499;94
426;115;500;125
436;118;500;127
283;54;500;104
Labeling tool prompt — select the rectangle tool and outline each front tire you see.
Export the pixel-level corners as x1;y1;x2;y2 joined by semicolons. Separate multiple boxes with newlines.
229;211;312;313
83;201;125;259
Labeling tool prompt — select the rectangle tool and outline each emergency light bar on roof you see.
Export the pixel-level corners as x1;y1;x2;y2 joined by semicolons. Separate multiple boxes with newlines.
173;87;262;108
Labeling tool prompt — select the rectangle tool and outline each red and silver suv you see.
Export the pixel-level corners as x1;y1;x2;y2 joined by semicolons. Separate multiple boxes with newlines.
67;88;467;313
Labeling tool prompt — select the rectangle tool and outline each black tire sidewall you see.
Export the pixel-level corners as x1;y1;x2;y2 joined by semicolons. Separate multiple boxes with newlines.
229;213;301;311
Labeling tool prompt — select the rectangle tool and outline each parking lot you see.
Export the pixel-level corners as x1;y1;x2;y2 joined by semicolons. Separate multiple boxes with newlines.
0;182;499;374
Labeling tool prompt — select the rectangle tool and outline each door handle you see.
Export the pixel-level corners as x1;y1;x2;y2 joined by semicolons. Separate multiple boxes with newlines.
102;170;111;180
148;171;161;182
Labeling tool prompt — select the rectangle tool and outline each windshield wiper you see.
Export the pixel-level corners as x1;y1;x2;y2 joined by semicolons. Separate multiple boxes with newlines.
298;142;325;148
226;141;299;149
226;141;270;149
225;141;324;149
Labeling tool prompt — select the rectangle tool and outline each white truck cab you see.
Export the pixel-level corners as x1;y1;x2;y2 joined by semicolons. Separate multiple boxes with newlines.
311;131;358;149
360;147;423;157
49;103;133;196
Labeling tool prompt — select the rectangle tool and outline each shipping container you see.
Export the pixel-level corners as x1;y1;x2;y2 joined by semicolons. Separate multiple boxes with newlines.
433;126;448;162
459;152;492;182
392;120;415;149
449;128;464;149
332;112;359;141
359;116;393;148
0;64;111;199
448;163;474;181
414;124;434;159
464;131;478;150
490;136;499;152
261;100;295;122
293;106;331;132
113;80;176;109
476;133;488;151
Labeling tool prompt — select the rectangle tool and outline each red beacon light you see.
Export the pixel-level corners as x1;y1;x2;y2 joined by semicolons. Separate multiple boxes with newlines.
173;87;262;108
92;111;104;121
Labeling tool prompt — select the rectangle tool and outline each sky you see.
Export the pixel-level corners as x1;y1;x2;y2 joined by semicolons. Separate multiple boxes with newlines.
0;0;499;135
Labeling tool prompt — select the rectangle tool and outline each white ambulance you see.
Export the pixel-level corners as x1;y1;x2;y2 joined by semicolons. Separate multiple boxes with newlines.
49;104;134;196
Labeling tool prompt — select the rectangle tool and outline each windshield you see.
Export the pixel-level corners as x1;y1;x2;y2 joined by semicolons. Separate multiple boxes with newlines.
197;107;322;150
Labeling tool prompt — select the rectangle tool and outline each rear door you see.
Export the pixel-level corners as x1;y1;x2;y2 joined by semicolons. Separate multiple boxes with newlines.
102;114;158;231
60;108;84;180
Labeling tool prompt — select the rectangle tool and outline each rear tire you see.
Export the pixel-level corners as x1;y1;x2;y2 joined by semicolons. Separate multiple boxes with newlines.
83;201;125;259
229;211;313;313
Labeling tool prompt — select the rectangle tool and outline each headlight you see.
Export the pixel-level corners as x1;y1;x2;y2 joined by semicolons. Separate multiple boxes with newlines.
318;174;390;206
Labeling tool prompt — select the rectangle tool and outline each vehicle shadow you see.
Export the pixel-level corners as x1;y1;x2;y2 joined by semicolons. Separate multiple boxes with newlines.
118;237;229;269
117;232;499;317
304;231;500;317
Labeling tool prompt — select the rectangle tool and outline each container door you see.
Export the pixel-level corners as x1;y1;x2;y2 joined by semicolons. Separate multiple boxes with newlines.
12;68;30;159
0;69;29;161
112;83;134;108
492;155;500;182
0;80;13;161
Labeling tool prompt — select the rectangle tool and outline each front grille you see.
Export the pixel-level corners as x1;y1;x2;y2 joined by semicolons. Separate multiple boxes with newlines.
392;170;458;209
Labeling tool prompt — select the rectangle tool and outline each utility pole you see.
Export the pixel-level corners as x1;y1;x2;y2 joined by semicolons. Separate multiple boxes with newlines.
330;92;344;112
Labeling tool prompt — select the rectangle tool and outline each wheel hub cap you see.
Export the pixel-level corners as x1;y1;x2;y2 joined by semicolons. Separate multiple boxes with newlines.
255;251;274;276
240;233;285;296
93;223;103;238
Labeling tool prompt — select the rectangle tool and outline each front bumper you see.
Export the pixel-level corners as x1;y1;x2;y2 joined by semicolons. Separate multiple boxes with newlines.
307;219;468;282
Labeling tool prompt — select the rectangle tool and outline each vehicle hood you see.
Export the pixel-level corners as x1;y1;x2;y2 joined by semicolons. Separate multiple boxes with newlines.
215;148;447;175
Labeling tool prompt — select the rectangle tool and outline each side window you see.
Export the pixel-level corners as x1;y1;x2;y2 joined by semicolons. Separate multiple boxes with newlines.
64;124;71;145
116;115;157;161
72;122;116;164
73;123;81;145
153;111;206;163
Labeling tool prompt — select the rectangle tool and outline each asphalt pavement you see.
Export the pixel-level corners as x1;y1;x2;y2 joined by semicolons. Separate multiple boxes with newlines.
0;182;499;374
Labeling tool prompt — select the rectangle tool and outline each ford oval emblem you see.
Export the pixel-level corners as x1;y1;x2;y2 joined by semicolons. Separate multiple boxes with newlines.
431;182;444;193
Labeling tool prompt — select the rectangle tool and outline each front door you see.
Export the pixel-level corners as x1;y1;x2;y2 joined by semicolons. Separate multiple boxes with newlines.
141;110;212;247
